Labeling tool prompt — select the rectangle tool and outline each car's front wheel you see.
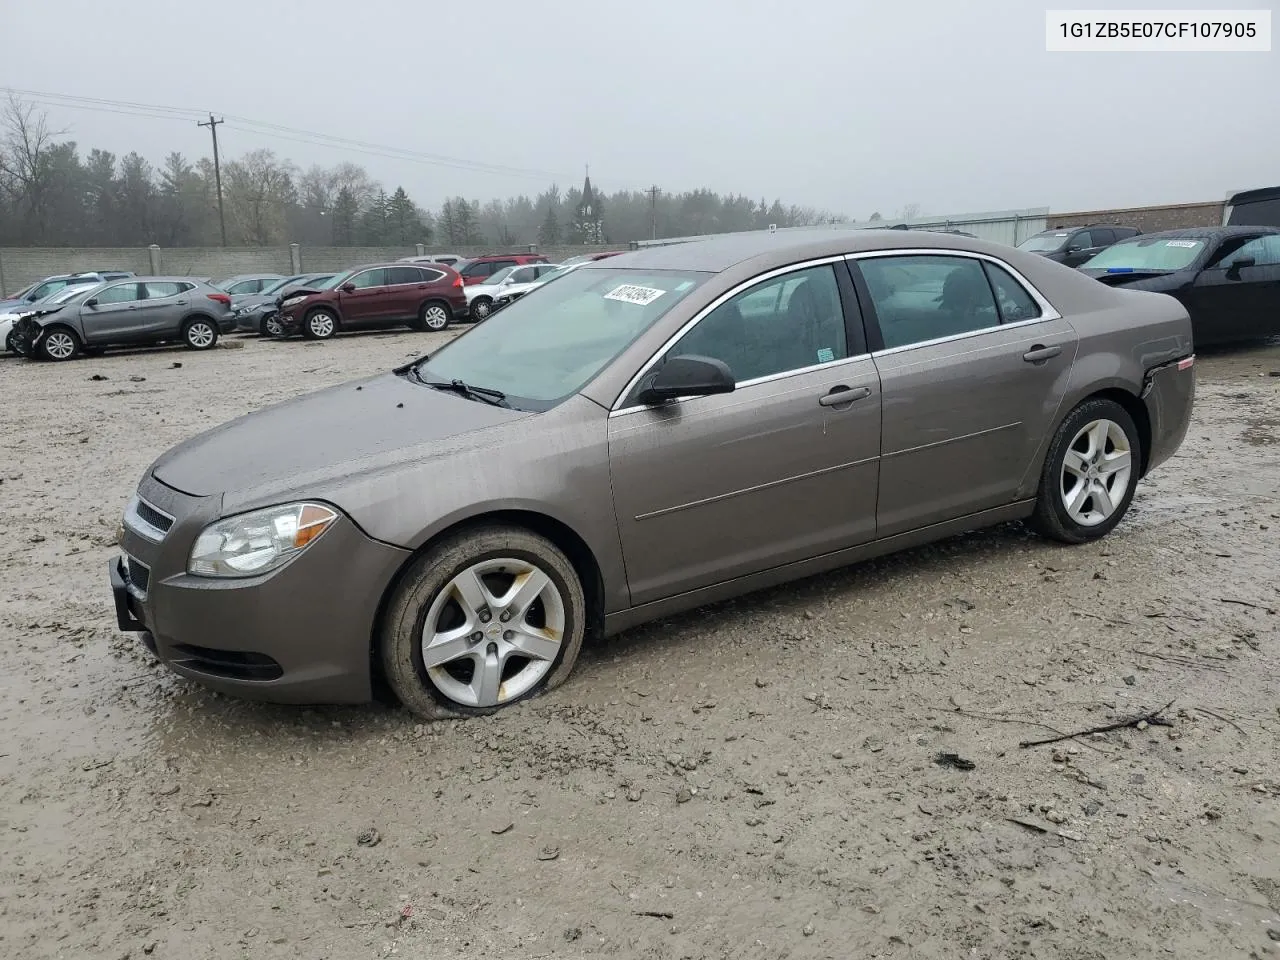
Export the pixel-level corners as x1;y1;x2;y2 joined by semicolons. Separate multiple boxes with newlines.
1030;397;1141;544
183;317;219;350
470;297;492;321
380;526;586;720
262;314;284;338
40;326;82;362
303;309;338;340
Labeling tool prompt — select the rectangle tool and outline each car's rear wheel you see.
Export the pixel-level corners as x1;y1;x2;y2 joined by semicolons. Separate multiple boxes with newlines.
262;314;284;338
1030;397;1140;544
303;309;338;340
470;297;493;321
380;526;586;720
419;301;451;332
183;317;219;350
40;326;82;362
4;331;15;353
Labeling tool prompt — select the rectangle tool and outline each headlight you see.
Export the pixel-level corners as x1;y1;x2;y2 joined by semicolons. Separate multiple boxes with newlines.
281;295;308;307
188;502;337;578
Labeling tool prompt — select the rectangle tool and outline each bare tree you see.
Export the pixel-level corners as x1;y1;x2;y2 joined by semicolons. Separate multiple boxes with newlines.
899;202;921;221
0;97;68;242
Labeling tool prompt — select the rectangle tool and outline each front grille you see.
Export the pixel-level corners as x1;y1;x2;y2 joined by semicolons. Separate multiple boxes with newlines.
135;499;174;534
169;644;284;682
125;556;151;595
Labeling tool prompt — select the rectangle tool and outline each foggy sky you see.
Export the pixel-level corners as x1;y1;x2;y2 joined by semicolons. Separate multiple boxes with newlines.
2;0;1276;218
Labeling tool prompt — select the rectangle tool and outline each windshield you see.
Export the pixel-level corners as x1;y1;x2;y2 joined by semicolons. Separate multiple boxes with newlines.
1017;233;1070;253
48;284;100;304
1083;236;1206;272
262;276;301;294
534;265;575;285
414;268;709;411
317;271;354;290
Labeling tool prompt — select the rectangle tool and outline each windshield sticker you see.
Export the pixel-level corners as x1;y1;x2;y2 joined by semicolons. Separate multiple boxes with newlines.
816;347;835;363
1165;240;1200;248
604;284;666;306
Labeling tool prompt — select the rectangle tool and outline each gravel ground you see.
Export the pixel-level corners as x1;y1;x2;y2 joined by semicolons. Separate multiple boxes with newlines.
1;330;1278;960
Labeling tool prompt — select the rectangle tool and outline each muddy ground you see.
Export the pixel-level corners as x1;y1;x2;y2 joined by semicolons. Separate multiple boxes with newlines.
1;329;1278;960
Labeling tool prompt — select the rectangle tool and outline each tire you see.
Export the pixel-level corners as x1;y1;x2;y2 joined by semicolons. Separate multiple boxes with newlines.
419;301;452;332
182;317;219;350
1029;398;1141;544
302;308;338;340
470;297;493;322
262;314;284;338
40;326;82;362
380;525;587;720
4;331;14;354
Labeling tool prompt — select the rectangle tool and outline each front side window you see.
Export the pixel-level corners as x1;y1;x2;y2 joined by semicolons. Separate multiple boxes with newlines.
1209;234;1280;268
1068;231;1094;251
667;264;848;383
859;255;999;350
461;261;496;279
415;268;708;410
510;267;537;283
347;268;387;289
95;283;143;305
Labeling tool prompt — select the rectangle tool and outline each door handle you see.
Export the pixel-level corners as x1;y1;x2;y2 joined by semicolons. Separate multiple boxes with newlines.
175;300;189;305
1023;344;1062;363
819;385;872;407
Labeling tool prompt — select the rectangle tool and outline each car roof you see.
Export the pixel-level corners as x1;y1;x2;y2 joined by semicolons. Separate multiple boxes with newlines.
1112;225;1280;241
582;228;1026;275
1228;185;1280;205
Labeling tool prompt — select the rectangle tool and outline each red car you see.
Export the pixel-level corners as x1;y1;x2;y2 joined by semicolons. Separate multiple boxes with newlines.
457;253;550;286
275;263;468;339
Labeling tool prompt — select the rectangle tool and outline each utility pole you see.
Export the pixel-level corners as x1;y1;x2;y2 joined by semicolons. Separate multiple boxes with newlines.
198;114;227;246
648;185;659;241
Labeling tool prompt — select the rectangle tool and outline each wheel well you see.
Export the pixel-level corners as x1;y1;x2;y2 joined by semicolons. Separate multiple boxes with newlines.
420;298;451;314
368;510;607;686
182;313;216;329
306;305;341;325
1088;387;1151;475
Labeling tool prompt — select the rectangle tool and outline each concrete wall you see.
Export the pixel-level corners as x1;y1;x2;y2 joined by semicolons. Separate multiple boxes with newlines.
0;243;623;296
1047;201;1226;233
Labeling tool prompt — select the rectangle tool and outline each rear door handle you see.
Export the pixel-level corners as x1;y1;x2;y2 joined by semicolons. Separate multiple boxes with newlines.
1023;344;1062;363
175;300;188;305
819;385;872;407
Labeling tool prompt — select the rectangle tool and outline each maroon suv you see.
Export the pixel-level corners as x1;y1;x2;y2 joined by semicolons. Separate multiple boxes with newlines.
457;253;550;286
276;263;468;339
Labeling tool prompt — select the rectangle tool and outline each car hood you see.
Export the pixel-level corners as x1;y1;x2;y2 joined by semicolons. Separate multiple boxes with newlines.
149;371;535;504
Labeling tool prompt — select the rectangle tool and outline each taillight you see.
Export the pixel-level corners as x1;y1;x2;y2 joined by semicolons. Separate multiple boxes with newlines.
453;276;463;289
207;292;231;306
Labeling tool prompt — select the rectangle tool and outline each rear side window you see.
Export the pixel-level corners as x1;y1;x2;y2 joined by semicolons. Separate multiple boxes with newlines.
419;268;446;283
1091;228;1115;246
386;267;423;285
461;261;495;279
858;255;999;350
982;262;1042;323
143;281;187;298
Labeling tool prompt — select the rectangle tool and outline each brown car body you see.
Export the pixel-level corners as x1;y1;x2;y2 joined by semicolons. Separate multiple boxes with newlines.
276;262;468;338
111;229;1195;711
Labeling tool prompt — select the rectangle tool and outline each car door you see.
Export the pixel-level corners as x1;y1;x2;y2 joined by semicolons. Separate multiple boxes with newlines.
1186;234;1280;343
851;252;1078;537
1062;230;1099;267
136;281;191;340
336;268;390;325
80;282;148;344
383;266;430;321
608;260;882;605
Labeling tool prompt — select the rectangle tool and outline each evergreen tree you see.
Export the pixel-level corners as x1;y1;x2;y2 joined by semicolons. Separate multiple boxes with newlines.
386;186;425;243
331;186;358;245
538;204;562;244
359;188;390;244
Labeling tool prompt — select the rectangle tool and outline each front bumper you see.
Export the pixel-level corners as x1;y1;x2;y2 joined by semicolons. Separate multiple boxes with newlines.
110;476;411;705
1141;355;1195;474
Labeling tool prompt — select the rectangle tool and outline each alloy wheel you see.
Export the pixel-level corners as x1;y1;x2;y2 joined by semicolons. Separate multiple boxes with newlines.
419;558;565;709
186;321;216;348
264;315;283;337
423;305;450;331
44;331;77;360
1059;418;1133;526
308;313;336;338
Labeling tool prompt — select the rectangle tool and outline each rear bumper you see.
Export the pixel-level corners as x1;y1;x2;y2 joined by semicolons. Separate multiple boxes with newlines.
1142;355;1195;474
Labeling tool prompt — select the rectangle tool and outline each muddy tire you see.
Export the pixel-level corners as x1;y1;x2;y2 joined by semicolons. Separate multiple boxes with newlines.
302;309;338;340
1029;397;1141;544
380;525;586;720
40;326;82;362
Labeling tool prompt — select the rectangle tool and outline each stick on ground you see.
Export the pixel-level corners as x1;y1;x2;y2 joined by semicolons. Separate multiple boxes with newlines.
1018;700;1175;748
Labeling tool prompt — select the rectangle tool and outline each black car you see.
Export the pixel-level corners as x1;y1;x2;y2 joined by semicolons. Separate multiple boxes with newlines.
1079;226;1280;346
1017;225;1142;268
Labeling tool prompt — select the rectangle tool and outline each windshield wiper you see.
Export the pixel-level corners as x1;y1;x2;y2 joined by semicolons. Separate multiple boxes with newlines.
419;375;509;407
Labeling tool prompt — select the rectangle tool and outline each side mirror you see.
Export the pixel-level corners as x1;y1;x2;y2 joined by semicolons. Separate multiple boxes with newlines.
340;282;356;293
84;298;98;308
636;355;735;405
1228;256;1256;272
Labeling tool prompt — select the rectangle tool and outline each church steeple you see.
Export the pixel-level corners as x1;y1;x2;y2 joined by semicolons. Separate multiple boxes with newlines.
573;164;604;244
